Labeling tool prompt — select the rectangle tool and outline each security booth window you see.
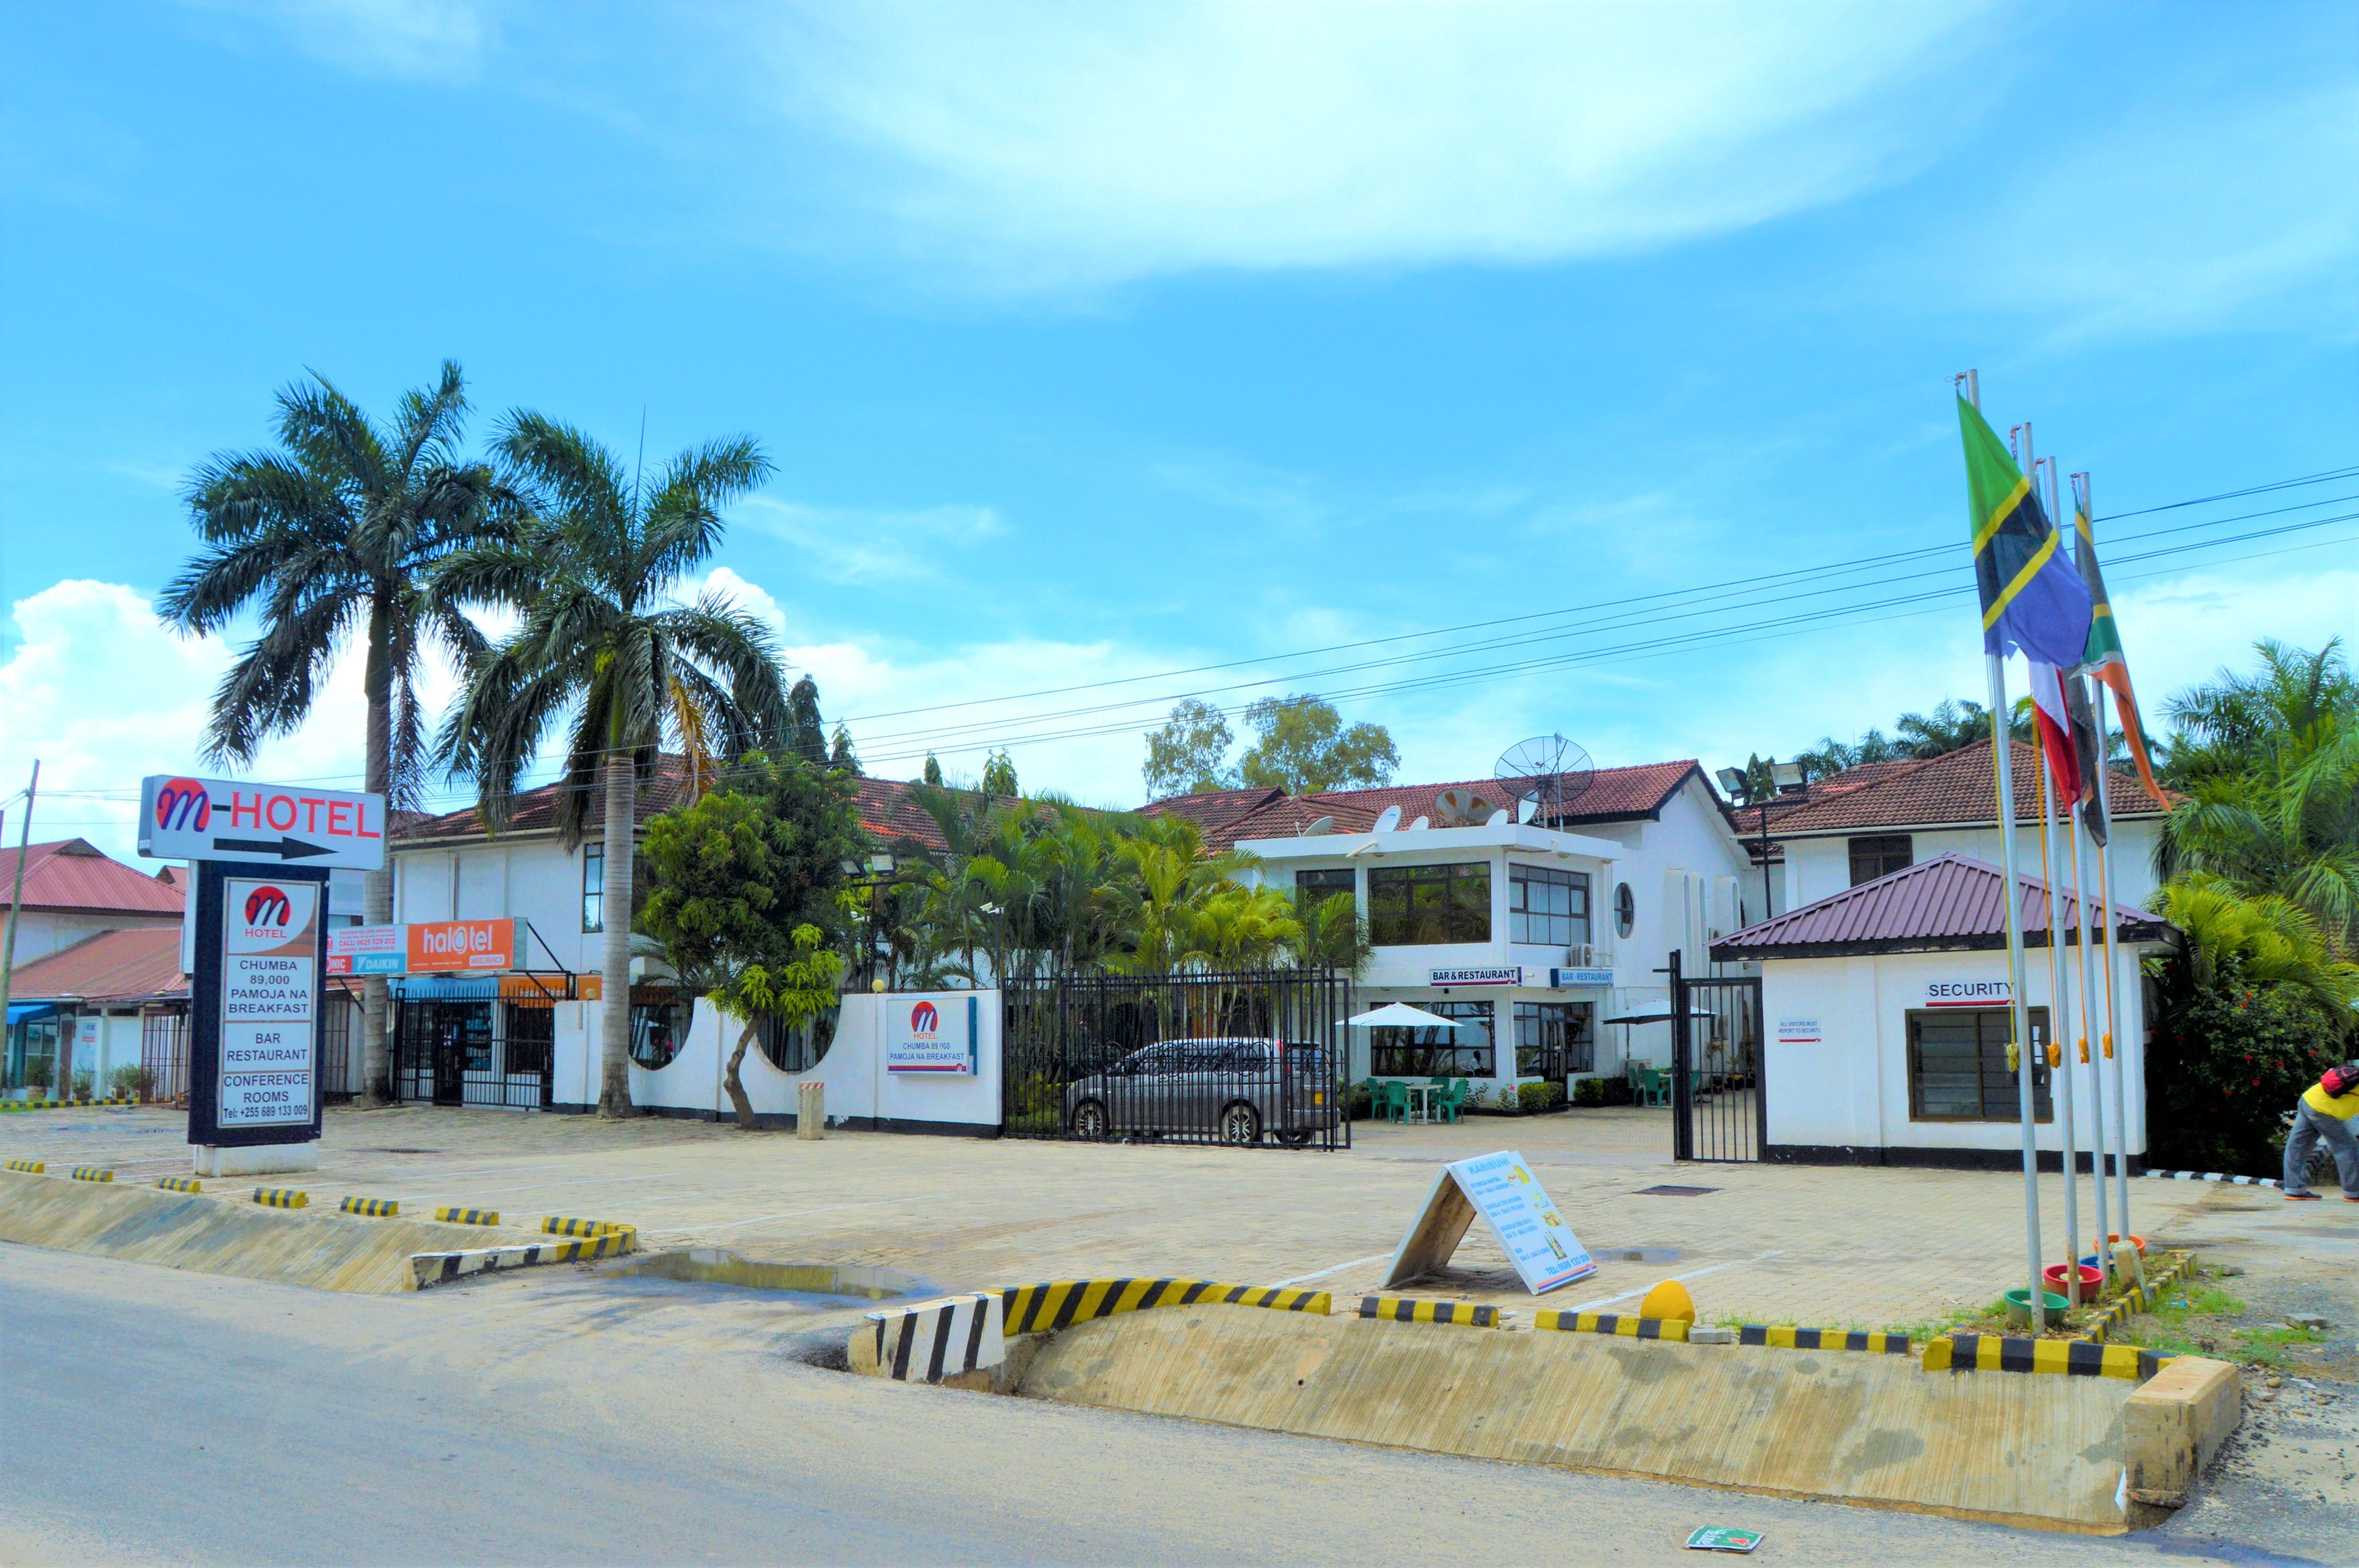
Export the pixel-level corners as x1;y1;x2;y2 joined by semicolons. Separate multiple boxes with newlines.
1368;863;1491;946
1907;1007;2051;1122
1514;1000;1595;1079
1848;835;1913;886
1508;863;1590;947
582;843;604;932
1370;999;1494;1077
1294;867;1355;918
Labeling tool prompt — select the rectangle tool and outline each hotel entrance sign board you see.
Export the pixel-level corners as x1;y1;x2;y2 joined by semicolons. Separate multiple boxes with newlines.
190;861;327;1150
1383;1149;1597;1296
139;774;385;871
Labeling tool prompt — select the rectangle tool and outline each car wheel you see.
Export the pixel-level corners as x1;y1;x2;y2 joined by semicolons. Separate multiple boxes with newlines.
1070;1100;1108;1140
1219;1101;1262;1146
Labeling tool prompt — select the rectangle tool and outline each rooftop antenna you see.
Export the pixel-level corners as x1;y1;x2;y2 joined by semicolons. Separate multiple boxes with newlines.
1494;734;1594;828
1372;805;1403;833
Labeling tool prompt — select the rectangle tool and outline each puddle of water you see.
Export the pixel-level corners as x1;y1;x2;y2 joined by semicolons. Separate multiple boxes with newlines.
621;1248;920;1301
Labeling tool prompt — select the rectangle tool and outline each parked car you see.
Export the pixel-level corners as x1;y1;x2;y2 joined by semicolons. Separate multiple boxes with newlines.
1063;1036;1338;1146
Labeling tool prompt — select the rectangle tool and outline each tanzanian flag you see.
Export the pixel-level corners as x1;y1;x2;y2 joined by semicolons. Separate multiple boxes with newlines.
2074;501;2171;811
1958;396;2091;667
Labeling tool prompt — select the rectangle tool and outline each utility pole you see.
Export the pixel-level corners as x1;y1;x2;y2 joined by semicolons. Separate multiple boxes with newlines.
0;761;40;1084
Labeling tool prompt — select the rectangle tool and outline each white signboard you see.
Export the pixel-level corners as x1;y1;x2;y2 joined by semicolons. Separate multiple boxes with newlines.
1774;1016;1822;1044
140;774;386;871
885;994;977;1075
1430;965;1521;987
1384;1148;1597;1296
217;877;319;1127
1924;978;2012;1009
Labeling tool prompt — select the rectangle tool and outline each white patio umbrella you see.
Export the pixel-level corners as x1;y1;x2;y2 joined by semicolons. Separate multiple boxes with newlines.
1341;1002;1467;1029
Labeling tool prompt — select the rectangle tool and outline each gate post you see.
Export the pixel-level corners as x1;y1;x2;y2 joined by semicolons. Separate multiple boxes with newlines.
1667;950;1692;1161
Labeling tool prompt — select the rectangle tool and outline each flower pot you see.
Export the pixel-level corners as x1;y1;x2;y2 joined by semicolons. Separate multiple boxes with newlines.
2004;1287;2069;1329
2043;1263;2104;1300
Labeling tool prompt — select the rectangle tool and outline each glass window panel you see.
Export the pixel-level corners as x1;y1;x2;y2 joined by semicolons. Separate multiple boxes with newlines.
1370;1000;1494;1076
1370;864;1491;946
582;844;605;933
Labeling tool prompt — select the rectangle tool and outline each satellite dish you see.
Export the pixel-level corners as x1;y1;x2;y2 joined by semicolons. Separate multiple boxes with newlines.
1302;815;1334;836
1372;805;1403;833
1494;733;1595;828
1433;787;1491;827
1407;815;1430;831
1516;795;1538;824
1484;809;1509;826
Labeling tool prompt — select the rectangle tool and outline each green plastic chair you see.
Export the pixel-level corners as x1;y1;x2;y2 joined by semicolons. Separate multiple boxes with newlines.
1435;1078;1469;1124
1636;1067;1669;1108
1376;1080;1412;1124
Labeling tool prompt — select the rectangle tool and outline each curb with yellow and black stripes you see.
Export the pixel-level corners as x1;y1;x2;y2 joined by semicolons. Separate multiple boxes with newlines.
1925;1333;2166;1380
409;1230;635;1290
1000;1278;1330;1334
1356;1294;1499;1326
2078;1251;2195;1345
1738;1325;1910;1355
1533;1309;1690;1342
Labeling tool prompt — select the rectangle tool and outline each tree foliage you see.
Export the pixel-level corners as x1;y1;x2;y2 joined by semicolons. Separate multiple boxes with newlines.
1235;695;1398;794
1142;699;1235;797
1790;698;2033;779
786;674;828;766
981;750;1018;797
829;724;861;774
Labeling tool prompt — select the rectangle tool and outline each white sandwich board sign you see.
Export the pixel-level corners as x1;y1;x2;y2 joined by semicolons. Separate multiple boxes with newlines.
1383;1149;1597;1295
139;773;386;871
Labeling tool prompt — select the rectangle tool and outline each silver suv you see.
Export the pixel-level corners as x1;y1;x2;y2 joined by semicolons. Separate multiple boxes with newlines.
1063;1037;1337;1146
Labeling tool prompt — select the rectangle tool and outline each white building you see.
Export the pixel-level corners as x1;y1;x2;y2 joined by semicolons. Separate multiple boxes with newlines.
1732;739;2172;921
1712;852;2174;1170
1144;761;1757;1102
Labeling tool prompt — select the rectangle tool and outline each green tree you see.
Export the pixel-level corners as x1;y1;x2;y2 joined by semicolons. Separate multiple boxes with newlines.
829;724;861;774
637;755;861;1128
438;412;788;1117
1142;699;1235;797
160;361;519;1105
981;750;1018;797
922;753;944;786
786;674;828;766
1235;695;1396;794
1792;697;2035;779
2161;638;2356;789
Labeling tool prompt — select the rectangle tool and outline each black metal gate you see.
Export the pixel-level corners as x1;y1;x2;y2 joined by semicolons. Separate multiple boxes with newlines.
1002;969;1351;1149
393;999;554;1110
1669;952;1765;1162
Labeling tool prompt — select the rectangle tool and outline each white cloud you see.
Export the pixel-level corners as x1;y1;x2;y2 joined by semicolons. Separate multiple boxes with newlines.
190;0;498;82
735;497;1005;584
761;1;1993;290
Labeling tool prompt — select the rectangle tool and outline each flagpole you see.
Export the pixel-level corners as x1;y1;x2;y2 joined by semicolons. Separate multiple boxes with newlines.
1974;373;2046;1333
2071;780;2110;1269
2032;679;2082;1307
2078;469;2132;1244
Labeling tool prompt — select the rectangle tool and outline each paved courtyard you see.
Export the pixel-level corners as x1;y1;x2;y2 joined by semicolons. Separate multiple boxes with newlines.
0;1101;2278;1333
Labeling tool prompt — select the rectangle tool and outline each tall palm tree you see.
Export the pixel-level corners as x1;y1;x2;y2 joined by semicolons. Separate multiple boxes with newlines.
160;362;517;1105
438;413;789;1116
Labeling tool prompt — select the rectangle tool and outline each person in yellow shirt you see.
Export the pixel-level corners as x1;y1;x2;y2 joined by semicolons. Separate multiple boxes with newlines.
2284;1062;2359;1200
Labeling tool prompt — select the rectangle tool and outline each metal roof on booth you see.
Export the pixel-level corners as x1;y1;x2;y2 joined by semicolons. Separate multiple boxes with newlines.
1708;851;2174;961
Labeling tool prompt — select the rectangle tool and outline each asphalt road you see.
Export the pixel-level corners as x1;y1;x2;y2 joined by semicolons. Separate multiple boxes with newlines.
0;1246;2327;1567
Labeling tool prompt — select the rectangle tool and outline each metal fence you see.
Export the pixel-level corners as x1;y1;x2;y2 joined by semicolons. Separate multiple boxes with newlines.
1002;969;1352;1149
140;1009;188;1103
393;999;555;1110
1670;953;1766;1163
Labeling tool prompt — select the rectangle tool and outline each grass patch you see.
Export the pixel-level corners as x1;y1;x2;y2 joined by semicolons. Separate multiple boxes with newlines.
2110;1273;2329;1366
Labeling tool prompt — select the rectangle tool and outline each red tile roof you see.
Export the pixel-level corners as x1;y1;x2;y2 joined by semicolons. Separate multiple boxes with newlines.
1142;762;1707;850
1746;739;2172;838
0;840;186;918
6;927;189;1004
1710;851;2171;959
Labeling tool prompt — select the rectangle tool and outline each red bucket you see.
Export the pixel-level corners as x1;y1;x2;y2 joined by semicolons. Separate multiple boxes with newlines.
2044;1262;2103;1298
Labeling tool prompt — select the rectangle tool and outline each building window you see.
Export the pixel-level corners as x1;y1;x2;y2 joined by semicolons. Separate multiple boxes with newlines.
1614;882;1636;938
1368;863;1491;946
1514;1001;1594;1078
1907;1008;2052;1122
1371;1000;1494;1077
582;844;604;933
757;1007;840;1074
1508;863;1590;947
1849;835;1913;886
1294;867;1355;918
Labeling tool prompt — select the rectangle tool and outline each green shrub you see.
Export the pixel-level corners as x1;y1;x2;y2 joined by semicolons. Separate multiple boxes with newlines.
1517;1081;1551;1112
1487;1085;1518;1114
1544;1080;1567;1108
1347;1082;1374;1120
2147;951;2344;1178
1572;1078;1602;1106
1597;1075;1634;1106
71;1069;95;1101
108;1065;143;1101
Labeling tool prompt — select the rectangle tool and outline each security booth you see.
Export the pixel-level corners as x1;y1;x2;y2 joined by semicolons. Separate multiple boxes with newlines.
1710;852;2174;1170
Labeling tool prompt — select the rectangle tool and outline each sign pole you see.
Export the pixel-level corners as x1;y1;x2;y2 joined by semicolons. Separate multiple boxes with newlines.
0;760;38;1065
1971;373;2045;1331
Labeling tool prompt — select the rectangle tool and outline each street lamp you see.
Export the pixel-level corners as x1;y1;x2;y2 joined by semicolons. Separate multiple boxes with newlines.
1717;762;1808;926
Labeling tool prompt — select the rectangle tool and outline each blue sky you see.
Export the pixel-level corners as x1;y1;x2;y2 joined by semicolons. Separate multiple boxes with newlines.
3;2;2354;854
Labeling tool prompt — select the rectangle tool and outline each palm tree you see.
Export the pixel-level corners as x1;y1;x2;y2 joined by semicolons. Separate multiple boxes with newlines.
438;413;789;1116
160;362;518;1105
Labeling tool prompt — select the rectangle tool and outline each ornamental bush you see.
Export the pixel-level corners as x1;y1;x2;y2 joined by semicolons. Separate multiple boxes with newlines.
1517;1081;1552;1112
2146;950;2342;1178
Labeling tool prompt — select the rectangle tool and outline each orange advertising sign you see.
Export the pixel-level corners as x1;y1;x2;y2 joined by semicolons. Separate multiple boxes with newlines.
406;918;517;974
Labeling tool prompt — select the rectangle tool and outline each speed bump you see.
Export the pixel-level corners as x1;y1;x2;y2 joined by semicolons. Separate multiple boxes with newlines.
542;1215;632;1238
1000;1278;1330;1334
340;1196;399;1217
70;1167;114;1183
434;1206;499;1227
1532;1310;1691;1341
1738;1325;1910;1355
156;1175;202;1193
253;1186;308;1208
5;1159;43;1173
1356;1295;1498;1326
1925;1333;2163;1380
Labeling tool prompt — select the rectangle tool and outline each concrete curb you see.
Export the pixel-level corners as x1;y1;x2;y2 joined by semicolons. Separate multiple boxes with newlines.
340;1196;399;1217
432;1206;499;1226
2080;1252;2195;1345
70;1167;113;1183
2146;1170;2279;1187
1;1098;140;1112
155;1177;201;1193
1738;1325;1910;1354
1000;1278;1331;1334
541;1215;632;1238
5;1159;43;1174
1926;1334;2165;1380
409;1229;634;1290
1533;1310;1691;1341
1356;1295;1499;1326
865;1294;1006;1385
252;1187;307;1209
